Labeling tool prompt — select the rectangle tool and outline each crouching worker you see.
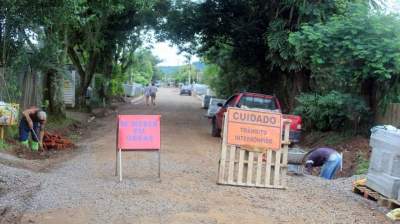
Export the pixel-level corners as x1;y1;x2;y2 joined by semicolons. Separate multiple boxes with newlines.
19;107;47;151
304;147;342;180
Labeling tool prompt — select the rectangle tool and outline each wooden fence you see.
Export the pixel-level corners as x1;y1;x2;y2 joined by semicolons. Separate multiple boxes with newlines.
376;103;400;127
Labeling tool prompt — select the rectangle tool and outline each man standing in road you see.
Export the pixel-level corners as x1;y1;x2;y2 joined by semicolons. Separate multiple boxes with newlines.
144;83;151;106
150;82;158;106
19;107;47;151
304;147;342;179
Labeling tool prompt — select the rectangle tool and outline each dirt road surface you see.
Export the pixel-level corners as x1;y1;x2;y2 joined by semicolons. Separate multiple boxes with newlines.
2;88;391;223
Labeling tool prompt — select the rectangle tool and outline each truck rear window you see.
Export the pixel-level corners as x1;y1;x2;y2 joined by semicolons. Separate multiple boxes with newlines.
238;96;277;110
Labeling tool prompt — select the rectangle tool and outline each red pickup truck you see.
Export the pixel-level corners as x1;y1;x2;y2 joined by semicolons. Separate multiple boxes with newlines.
210;92;302;143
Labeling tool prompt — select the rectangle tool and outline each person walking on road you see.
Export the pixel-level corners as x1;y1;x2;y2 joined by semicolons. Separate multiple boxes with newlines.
144;83;152;106
150;83;158;105
304;147;342;179
19;107;47;151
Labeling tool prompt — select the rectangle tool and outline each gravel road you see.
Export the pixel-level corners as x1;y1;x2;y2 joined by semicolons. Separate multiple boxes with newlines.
0;88;391;223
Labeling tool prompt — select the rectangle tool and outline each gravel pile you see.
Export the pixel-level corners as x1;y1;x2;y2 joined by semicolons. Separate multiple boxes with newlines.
0;164;41;223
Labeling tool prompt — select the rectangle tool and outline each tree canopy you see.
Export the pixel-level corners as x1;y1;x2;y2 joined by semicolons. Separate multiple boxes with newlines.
161;0;363;110
1;0;399;131
1;0;169;113
289;4;400;113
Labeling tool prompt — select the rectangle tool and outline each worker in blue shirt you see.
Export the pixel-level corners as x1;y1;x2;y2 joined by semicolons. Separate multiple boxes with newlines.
304;147;342;179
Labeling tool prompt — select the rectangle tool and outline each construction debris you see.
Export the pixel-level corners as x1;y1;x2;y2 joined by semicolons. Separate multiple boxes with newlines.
43;132;74;150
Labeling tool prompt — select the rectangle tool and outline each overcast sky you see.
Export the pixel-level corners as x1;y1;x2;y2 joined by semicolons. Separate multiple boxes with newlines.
151;41;199;66
387;0;400;11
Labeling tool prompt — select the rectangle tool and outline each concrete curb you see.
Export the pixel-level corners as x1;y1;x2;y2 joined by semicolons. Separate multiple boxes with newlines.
194;94;203;101
127;95;144;104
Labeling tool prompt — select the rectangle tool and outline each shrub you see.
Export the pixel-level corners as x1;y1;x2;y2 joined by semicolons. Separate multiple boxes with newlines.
355;151;369;175
294;91;371;132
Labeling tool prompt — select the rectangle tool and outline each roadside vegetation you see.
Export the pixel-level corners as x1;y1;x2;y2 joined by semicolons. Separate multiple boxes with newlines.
355;152;370;175
0;0;167;115
0;1;399;176
0;1;167;143
162;1;400;135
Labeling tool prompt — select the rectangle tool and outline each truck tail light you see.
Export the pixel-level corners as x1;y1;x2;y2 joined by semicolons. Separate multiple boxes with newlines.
297;124;302;130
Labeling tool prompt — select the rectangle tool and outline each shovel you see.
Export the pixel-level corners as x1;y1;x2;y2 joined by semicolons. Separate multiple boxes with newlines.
30;128;43;151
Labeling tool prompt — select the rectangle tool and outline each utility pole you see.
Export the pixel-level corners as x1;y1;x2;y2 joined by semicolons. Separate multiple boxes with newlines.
184;54;192;85
188;56;191;85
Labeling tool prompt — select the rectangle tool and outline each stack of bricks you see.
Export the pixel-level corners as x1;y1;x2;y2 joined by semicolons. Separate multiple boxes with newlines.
43;132;75;150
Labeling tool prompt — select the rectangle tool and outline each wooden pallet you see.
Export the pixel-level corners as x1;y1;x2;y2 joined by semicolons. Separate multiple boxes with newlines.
217;114;291;189
352;185;380;201
378;197;400;210
353;184;400;209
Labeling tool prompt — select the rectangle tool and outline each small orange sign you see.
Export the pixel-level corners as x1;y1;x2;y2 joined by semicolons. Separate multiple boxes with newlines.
226;108;282;150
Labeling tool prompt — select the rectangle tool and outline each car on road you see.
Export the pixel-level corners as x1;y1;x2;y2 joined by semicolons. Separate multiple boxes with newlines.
180;85;192;95
205;98;225;118
210;92;302;143
201;95;215;109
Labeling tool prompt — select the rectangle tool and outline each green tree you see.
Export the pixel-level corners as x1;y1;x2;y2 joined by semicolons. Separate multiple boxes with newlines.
162;0;384;111
107;48;160;96
0;0;78;116
289;4;400;117
65;0;169;107
1;0;169;113
129;49;160;85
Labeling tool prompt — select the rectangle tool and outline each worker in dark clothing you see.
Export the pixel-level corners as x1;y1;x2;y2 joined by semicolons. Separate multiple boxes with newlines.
19;107;47;151
304;147;342;179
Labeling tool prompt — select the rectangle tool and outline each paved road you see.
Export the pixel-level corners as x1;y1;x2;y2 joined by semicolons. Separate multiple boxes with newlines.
15;88;389;224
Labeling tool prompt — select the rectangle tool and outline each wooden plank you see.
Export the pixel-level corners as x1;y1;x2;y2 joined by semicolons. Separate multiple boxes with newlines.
220;182;286;189
281;145;288;188
218;113;229;184
387;199;400;209
0;126;4;140
218;145;227;184
255;152;263;186
265;150;272;186
390;103;394;124
378;103;400;126
281;122;290;188
227;145;236;184
353;185;380;201
396;103;400;126
396;104;398;126
220;160;286;166
246;152;254;185
273;149;282;186
237;149;245;184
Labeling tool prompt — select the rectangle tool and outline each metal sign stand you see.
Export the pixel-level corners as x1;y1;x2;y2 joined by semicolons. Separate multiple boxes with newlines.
115;149;161;182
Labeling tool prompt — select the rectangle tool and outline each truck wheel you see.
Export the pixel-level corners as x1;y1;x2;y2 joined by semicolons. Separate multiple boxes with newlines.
211;118;220;137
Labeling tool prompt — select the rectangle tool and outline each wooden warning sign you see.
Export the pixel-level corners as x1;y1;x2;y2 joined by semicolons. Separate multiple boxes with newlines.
218;108;291;189
226;108;282;150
